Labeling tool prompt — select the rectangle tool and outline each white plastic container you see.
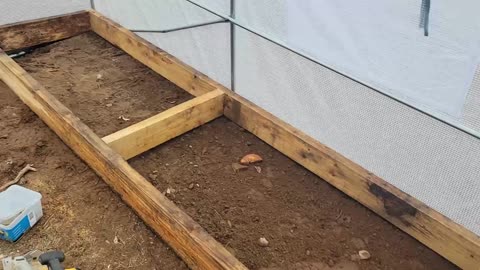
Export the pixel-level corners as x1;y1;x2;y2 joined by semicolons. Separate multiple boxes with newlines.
0;185;43;242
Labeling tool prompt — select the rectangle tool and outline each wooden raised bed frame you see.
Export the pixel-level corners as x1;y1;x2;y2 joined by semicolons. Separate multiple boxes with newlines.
0;10;479;270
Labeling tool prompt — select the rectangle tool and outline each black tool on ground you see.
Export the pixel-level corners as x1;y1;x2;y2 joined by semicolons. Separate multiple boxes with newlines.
39;251;65;270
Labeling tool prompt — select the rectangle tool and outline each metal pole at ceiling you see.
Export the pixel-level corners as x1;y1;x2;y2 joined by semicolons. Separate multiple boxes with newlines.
184;0;480;141
131;19;228;33
230;0;236;91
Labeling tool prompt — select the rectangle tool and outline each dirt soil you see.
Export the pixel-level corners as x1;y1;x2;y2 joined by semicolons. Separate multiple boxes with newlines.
130;118;458;270
18;32;193;137
0;33;458;270
0;32;190;269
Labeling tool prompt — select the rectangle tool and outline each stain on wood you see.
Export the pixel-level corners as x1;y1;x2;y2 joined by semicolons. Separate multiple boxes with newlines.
369;183;417;225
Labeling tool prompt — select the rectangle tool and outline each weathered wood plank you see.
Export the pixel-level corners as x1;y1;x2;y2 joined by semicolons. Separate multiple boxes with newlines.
0;11;91;52
0;50;247;270
103;89;224;160
89;9;480;268
89;10;215;97
223;90;480;270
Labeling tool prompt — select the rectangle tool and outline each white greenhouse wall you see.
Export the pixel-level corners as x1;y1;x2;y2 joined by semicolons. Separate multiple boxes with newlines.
0;0;90;25
1;0;480;237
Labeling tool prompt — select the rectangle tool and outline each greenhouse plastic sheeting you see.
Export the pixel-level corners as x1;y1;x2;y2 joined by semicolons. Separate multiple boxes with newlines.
286;0;480;118
2;0;480;236
0;0;89;25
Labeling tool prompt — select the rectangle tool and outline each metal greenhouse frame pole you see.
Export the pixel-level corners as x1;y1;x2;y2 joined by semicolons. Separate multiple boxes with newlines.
184;0;480;141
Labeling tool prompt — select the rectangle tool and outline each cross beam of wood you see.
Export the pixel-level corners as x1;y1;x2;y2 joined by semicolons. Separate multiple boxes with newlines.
88;11;480;269
1;10;479;270
0;50;247;270
103;89;224;160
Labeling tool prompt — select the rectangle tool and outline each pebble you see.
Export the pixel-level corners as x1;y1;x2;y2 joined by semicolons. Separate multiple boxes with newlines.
188;183;195;189
258;237;269;247
358;250;371;260
36;141;45;147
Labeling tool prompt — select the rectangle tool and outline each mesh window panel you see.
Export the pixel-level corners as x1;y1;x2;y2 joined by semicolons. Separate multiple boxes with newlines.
235;26;480;235
235;0;480;136
464;66;480;131
96;0;480;235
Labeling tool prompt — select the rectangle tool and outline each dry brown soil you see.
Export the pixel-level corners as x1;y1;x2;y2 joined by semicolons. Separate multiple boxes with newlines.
0;32;458;270
0;32;190;269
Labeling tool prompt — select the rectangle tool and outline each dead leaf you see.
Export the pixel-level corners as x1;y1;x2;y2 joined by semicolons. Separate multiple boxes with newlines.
240;154;263;165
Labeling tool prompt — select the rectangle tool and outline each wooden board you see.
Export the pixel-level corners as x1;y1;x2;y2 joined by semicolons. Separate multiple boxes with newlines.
0;11;90;52
103;89;225;159
2;8;478;269
0;50;247;270
87;11;480;269
89;10;215;97
223;91;480;270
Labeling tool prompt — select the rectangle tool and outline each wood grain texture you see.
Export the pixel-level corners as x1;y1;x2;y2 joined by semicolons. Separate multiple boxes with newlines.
0;11;90;52
223;90;480;270
103;89;225;160
89;10;215;97
88;10;480;268
0;51;247;270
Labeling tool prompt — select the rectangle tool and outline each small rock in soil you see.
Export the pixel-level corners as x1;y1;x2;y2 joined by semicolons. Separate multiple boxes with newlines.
232;163;248;172
254;166;262;173
113;235;122;244
0;135;7;139
258;237;269;247
149;173;158;180
358;250;371;260
188;183;195;189
36;141;46;147
118;115;130;121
